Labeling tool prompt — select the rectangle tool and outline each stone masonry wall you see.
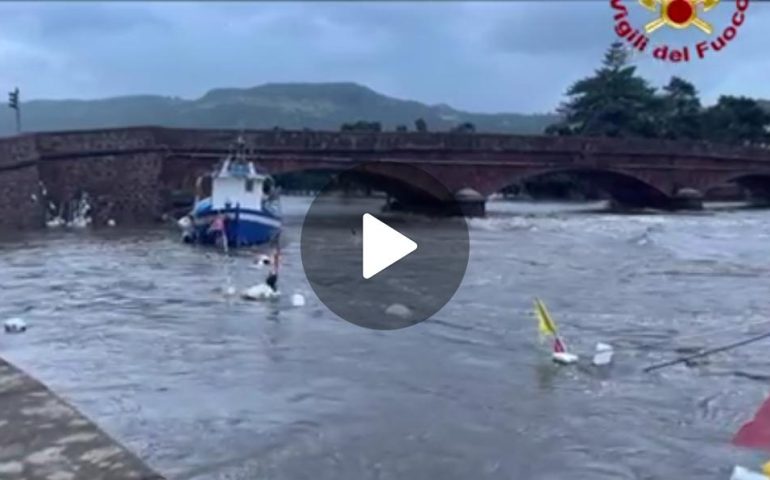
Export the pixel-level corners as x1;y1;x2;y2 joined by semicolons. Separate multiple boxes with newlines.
38;152;165;226
1;126;770;231
0;135;43;230
0;166;43;229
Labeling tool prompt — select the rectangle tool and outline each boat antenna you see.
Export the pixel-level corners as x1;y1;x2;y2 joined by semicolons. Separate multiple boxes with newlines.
235;133;247;163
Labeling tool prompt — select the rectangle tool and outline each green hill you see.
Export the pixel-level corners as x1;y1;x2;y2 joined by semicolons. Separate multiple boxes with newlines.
0;82;557;135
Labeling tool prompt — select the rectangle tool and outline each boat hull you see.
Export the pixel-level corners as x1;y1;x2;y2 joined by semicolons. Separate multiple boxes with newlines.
181;206;281;247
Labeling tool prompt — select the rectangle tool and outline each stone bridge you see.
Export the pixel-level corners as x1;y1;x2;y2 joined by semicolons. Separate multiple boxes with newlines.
2;126;770;228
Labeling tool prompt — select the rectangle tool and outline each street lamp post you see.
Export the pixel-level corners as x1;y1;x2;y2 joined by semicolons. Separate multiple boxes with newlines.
8;88;20;134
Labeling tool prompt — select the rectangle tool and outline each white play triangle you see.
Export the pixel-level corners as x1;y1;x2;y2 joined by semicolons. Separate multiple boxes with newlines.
362;213;417;279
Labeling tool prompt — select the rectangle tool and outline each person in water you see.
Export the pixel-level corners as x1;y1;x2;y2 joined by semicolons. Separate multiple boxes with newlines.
265;248;280;292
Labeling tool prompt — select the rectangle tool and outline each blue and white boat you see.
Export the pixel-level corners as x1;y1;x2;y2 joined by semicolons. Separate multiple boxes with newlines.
178;138;281;247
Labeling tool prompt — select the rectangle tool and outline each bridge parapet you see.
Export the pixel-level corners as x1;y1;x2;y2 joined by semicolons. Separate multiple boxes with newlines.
0;135;37;169
153;127;770;160
32;127;158;157
0;126;765;163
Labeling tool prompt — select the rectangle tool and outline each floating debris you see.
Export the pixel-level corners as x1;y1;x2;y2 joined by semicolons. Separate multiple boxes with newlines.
242;284;279;300
552;352;579;365
68;217;91;228
291;293;306;307
534;298;579;366
592;342;614;366
385;303;411;318
177;216;192;229
46;217;65;228
4;318;27;333
254;254;272;268
729;465;770;480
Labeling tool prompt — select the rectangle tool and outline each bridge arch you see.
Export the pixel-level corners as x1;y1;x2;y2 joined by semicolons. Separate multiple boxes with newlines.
707;172;770;202
488;167;673;209
272;162;454;204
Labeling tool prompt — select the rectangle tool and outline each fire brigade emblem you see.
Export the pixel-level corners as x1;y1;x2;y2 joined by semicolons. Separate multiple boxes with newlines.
639;0;720;34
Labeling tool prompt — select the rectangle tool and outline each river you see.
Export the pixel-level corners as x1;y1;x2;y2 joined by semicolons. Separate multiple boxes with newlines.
2;197;770;479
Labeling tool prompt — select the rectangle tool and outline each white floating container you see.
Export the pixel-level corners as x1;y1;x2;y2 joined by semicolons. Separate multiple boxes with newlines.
177;216;192;229
592;342;614;366
552;352;579;365
242;284;279;300
291;293;306;307
4;318;27;333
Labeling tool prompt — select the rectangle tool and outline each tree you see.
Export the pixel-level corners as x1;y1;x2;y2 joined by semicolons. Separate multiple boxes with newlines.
702;96;770;146
548;41;661;138
414;118;428;132
451;122;476;133
340;121;382;132
660;76;703;140
395;125;408;132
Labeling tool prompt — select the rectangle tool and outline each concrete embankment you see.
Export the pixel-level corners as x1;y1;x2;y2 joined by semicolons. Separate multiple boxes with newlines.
0;357;163;480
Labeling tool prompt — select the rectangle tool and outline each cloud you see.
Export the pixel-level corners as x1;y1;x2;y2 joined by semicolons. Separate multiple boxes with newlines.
0;1;766;113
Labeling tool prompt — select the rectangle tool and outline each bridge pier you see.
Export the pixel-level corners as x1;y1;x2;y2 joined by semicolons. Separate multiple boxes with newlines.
669;188;704;210
454;188;485;217
383;188;486;217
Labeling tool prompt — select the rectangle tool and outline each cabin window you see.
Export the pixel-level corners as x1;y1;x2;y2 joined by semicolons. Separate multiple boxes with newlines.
245;179;254;192
263;178;274;195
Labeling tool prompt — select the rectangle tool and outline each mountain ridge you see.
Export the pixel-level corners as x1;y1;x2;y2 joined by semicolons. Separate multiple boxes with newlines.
0;82;558;135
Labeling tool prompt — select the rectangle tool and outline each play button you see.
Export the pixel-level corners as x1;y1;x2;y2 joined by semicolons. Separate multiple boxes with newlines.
362;213;417;279
300;162;470;330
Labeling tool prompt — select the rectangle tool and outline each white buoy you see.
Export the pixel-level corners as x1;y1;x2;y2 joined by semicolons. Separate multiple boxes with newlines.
385;303;411;318
730;466;769;480
4;318;27;333
177;216;192;229
242;284;279;300
107;219;116;227
291;293;306;307
224;286;237;297
552;352;579;365
592;342;614;366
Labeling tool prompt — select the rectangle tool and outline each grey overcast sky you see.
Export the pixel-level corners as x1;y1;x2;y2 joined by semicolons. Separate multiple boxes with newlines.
0;1;766;113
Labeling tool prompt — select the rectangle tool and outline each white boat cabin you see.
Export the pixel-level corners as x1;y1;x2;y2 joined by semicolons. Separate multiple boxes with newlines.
211;158;270;211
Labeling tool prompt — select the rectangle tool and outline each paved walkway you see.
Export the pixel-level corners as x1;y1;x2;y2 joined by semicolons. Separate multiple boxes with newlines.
0;357;163;480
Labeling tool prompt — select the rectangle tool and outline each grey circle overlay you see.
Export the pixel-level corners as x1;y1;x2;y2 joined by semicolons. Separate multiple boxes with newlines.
300;163;470;330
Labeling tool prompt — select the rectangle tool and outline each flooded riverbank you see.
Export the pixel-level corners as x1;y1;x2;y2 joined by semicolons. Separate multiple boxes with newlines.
2;198;770;479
